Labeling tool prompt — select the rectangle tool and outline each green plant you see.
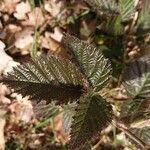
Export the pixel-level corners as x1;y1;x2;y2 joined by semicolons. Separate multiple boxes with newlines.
1;34;113;149
1;0;150;149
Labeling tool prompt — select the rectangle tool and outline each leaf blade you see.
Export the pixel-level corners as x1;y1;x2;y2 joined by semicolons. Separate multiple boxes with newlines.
63;34;112;92
84;0;119;16
119;0;135;22
1;55;84;103
69;93;112;150
123;56;150;99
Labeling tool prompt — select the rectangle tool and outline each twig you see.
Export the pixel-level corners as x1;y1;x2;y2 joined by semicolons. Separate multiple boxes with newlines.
128;0;141;34
113;120;150;150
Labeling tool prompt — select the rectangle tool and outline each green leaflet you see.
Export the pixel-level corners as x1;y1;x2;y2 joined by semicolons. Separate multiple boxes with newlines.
119;0;135;22
1;55;84;102
137;0;150;34
85;0;136;36
101;15;123;36
69;93;112;150
85;0;135;21
62;102;77;135
63;34;112;92
84;0;119;16
130;126;150;146
34;101;59;120
120;98;150;124
121;56;150;124
123;56;150;99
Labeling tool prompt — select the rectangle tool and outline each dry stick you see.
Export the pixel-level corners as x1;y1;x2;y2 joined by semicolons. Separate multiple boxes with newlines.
128;0;141;34
114;121;150;150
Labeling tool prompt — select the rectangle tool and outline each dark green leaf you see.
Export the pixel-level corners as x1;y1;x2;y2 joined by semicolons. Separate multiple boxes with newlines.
120;98;150;123
63;34;112;92
84;0;119;16
1;55;84;102
130;123;150;145
69;93;112;150
123;56;150;99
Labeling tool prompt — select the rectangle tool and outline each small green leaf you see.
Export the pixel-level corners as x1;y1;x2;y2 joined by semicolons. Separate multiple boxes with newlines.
69;93;112;150
63;34;112;92
100;15;123;36
119;0;135;22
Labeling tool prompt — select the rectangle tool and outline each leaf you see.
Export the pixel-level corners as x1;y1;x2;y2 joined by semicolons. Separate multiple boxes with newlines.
69;93;112;150
120;98;150;123
28;0;35;9
33;102;60;129
99;15;123;36
84;0;119;16
130;123;150;145
119;0;135;22
1;55;84;102
137;0;150;34
122;56;150;99
34;101;59;120
63;34;112;92
62;102;77;135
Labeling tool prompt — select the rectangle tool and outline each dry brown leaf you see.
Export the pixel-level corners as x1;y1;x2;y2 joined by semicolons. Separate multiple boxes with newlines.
14;1;31;20
15;28;33;54
0;41;12;74
9;97;33;123
0;0;20;14
44;0;64;17
0;84;11;104
39;32;68;57
49;27;63;42
23;7;45;27
0;40;19;75
7;24;22;33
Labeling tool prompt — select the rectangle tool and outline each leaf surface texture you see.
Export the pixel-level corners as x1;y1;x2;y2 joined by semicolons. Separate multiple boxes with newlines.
123;56;150;99
69;93;112;150
63;34;112;92
1;55;84;102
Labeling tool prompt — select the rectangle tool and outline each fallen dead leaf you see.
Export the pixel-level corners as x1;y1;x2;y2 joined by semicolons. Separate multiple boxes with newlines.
0;0;20;14
9;97;33;123
49;27;63;42
44;0;64;17
22;7;45;27
14;1;31;20
15;28;34;54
